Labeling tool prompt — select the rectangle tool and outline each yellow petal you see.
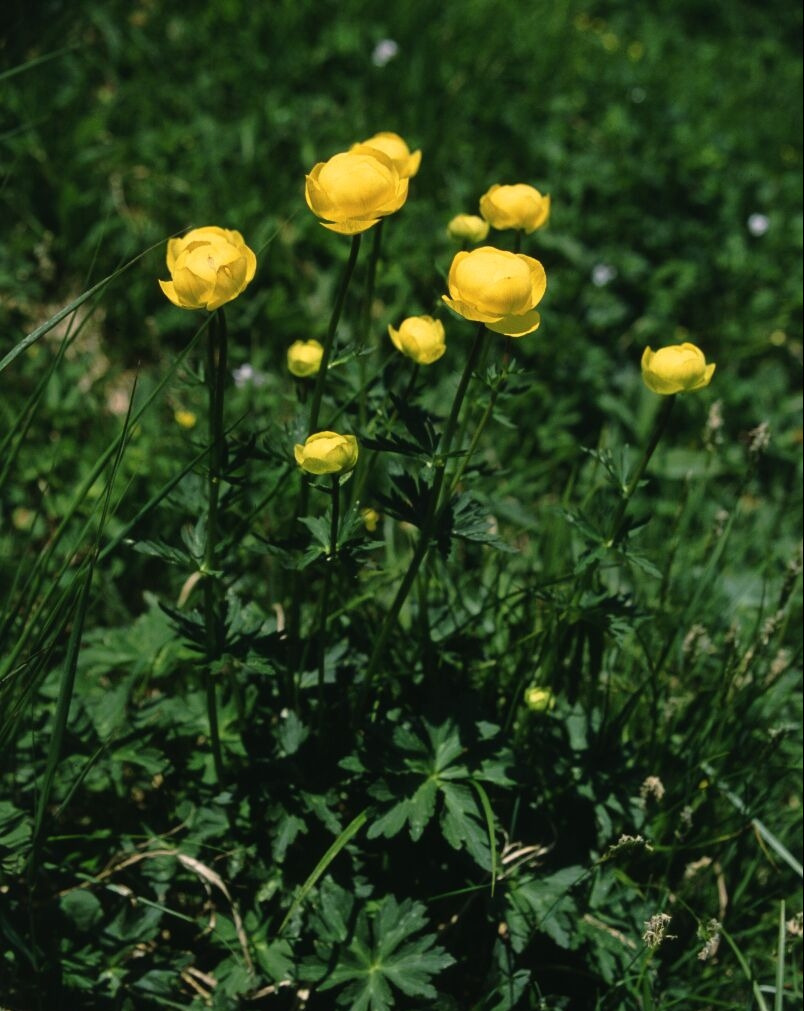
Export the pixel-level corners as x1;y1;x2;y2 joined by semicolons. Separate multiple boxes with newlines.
158;278;183;307
320;217;380;234
485;310;541;338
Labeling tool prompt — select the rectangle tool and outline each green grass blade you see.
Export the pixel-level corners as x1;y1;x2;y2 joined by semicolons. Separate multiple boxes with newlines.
30;561;93;853
470;779;498;896
276;808;369;937
775;901;786;1011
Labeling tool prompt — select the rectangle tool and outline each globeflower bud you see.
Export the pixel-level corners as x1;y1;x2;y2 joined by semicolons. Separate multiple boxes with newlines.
354;131;421;179
361;507;380;532
388;315;446;365
442;246;547;338
524;686;556;712
641;343;716;395
479;184;551;234
446;214;490;243
305;147;408;234
287;339;324;378
294;431;359;475
158;226;257;311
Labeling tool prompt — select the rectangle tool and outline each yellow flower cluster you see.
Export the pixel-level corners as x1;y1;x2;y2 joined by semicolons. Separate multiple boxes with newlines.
305;132;420;234
158;127;717;502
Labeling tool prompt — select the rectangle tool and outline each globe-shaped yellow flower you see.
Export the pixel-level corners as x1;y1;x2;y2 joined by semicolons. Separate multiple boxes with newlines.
388;316;446;365
354;131;421;179
446;214;490;243
287;339;324;378
442;246;547;338
641;343;716;395
524;686;556;712
479;184;551;234
305;147;408;234
158;226;257;311
294;431;359;475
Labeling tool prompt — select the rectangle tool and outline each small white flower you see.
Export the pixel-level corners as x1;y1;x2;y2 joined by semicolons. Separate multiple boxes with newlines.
747;213;770;237
592;263;617;287
371;39;399;67
232;363;265;388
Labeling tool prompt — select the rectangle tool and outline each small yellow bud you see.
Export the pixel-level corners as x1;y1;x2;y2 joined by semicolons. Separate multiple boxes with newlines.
524;686;556;712
479;184;551;233
294;431;359;475
446;214;490;243
641;343;716;395
352;131;421;179
388;316;446;365
287;339;324;378
361;507;380;532
174;409;197;429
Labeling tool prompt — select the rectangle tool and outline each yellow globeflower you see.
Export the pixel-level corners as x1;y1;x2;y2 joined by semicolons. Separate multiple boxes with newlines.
442;246;547;338
641;343;716;395
158;226;257;311
174;409;197;429
446;214;490;243
388;315;446;365
479;184;551;234
361;507;381;532
524;686;556;712
354;131;421;179
287;339;324;378
294;431;359;475
305;147;408;234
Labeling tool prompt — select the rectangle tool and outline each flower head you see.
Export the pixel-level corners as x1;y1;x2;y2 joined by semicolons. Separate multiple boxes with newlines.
159;226;257;311
174;409;197;429
305;147;408;234
524;686;556;712
287;339;324;378
480;184;551;233
354;131;421;179
442;246;547;338
294;431;359;475
641;343;716;395
388;315;446;365
361;507;381;532
446;214;490;243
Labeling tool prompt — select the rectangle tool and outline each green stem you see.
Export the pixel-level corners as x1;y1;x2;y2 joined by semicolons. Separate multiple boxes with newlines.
361;324;488;699
317;477;340;714
203;308;227;785
446;344;500;500
358;222;384;427
608;395;676;547
308;232;362;435
351;359;419;507
289;235;362;692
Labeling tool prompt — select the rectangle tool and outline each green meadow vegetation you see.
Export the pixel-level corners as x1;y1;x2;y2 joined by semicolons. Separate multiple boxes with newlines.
1;1;802;1008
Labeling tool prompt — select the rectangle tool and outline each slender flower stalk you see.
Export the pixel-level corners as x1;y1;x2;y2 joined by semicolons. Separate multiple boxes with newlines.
608;395;676;547
203;308;228;783
317;476;341;712
358;222;384;427
361;323;489;697
308;234;363;435
289;235;362;689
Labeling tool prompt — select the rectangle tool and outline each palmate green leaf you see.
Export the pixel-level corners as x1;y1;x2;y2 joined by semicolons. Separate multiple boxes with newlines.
505;866;585;953
367;720;510;868
305;890;454;1011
